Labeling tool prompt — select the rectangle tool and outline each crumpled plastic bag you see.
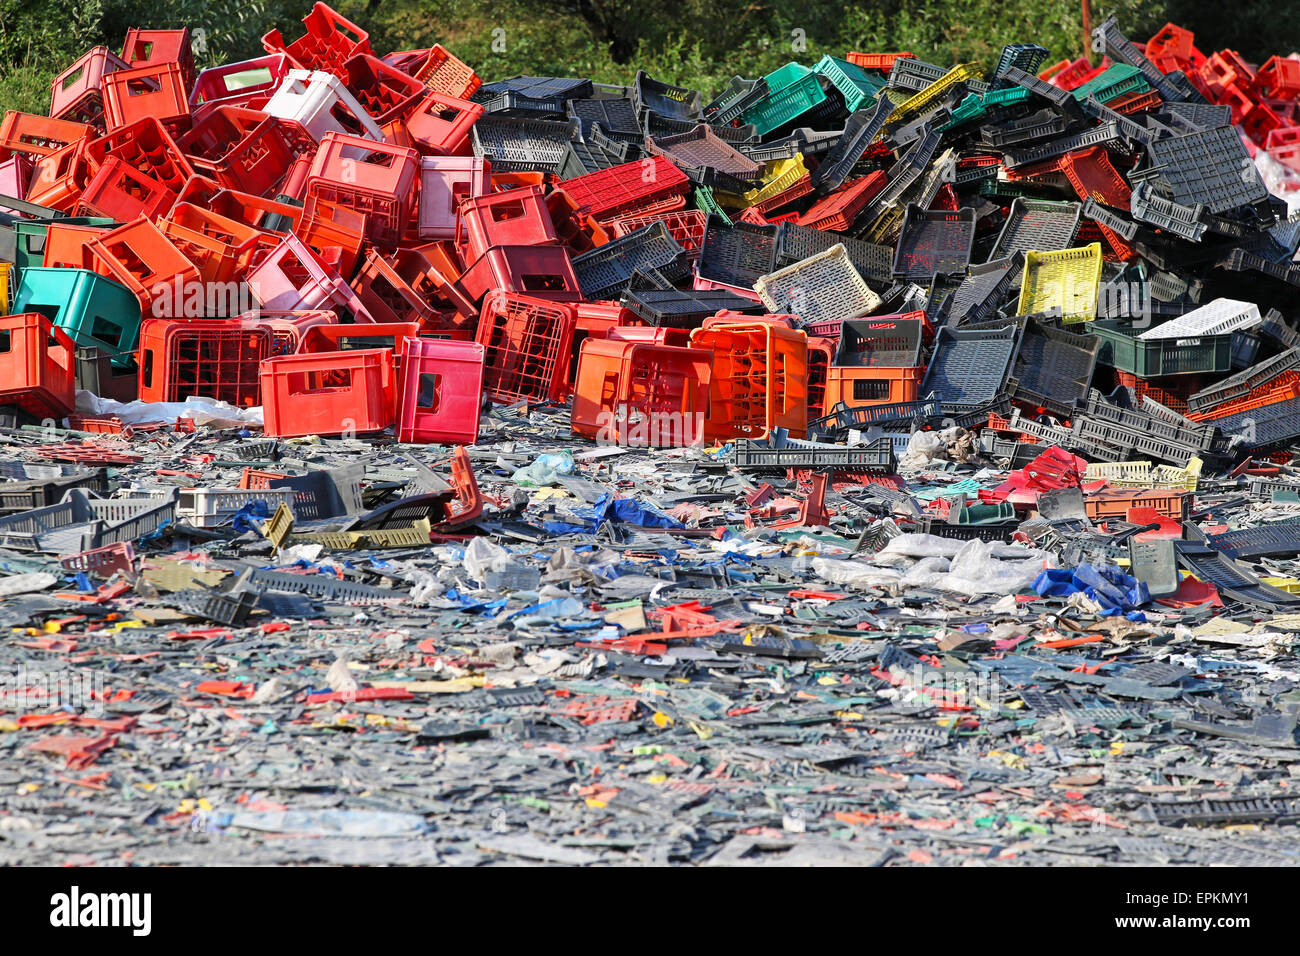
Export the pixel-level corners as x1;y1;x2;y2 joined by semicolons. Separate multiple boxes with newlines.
812;557;905;589
511;452;575;487
74;391;264;428
463;536;511;582
873;532;1052;565
899;431;948;471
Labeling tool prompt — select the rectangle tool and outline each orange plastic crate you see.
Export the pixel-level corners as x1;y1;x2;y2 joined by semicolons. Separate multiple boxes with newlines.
571;337;712;447
138;318;275;407
86;216;201;316
0;112;93;162
261;2;373;76
688;322;809;440
414;44;482;100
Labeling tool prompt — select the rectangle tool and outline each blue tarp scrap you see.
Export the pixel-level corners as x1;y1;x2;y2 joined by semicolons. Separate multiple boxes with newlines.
1034;564;1150;618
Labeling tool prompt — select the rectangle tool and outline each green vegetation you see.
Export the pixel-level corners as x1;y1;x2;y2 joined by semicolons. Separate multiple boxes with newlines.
2;0;1299;117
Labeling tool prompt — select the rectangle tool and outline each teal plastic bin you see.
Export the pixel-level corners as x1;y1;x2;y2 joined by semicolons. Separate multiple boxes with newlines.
813;55;884;113
741;63;827;135
12;267;141;369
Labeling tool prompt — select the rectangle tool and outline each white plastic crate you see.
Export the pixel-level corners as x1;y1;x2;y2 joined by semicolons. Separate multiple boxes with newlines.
262;69;384;149
1138;298;1261;340
753;243;882;323
178;488;298;528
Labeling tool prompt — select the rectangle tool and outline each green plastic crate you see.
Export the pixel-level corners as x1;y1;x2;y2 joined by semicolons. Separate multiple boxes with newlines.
12;267;142;369
813;55;883;113
1072;63;1148;103
741;63;827;135
694;185;733;226
983;86;1032;108
1089;319;1234;377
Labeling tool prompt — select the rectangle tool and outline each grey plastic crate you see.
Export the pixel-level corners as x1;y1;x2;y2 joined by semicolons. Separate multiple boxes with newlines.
921;323;1024;409
893;205;975;280
572;222;689;300
1008;322;1100;418
988;198;1082;263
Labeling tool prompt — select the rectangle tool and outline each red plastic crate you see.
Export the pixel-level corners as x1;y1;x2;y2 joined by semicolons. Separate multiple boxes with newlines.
295;198;368;278
0;313;76;419
413;44;482;100
353;249;445;326
50;46;129;127
85;117;195;193
121;28;196;89
160;202;263;285
403;90;483;156
458;184;556;257
207;188;304;234
1145;23;1202;66
232;310;336;355
26;140;94;213
544;188;612;255
77;156;177;221
137;318;274;407
1055;147;1133;260
86;215;200;316
796;171;888;231
101;62;191;134
260;348;393;437
1265;126;1300;172
177;107;316;197
1243;101;1287;145
304;132;419;247
342;53;428;126
0;112;93;162
607;209;708;260
261;2;373;77
556;156;691;220
571;337;712;447
190;54;292;112
1255;56;1300;98
455;245;582;305
476;291;577;405
396;337;485;445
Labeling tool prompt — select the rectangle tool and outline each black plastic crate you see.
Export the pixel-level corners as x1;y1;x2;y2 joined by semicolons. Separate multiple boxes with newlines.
811;97;892;193
703;76;769;126
1145;125;1271;216
634;70;703;121
470;116;579;174
809;399;942;436
0;466;108;514
168;589;260;627
774;222;893;286
733;434;895;472
74;347;138;403
833;317;925;367
1130;181;1207;241
572;222;689;299
921;323;1024;410
943;256;1019;325
1174;541;1300;609
621;288;766;328
980;108;1069;147
893;204;976;280
1008;321;1100;417
697;217;778;287
567;96;641;140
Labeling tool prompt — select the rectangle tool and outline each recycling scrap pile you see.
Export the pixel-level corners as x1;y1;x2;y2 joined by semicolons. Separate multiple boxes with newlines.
6;10;1300;866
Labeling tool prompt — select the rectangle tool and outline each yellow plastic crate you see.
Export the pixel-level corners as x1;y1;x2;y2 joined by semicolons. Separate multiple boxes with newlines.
716;155;809;209
1262;576;1300;594
889;63;983;121
1017;243;1103;323
0;263;9;314
1084;456;1202;491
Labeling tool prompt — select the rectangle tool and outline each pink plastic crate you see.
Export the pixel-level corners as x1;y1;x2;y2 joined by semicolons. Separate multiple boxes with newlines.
418;155;492;239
